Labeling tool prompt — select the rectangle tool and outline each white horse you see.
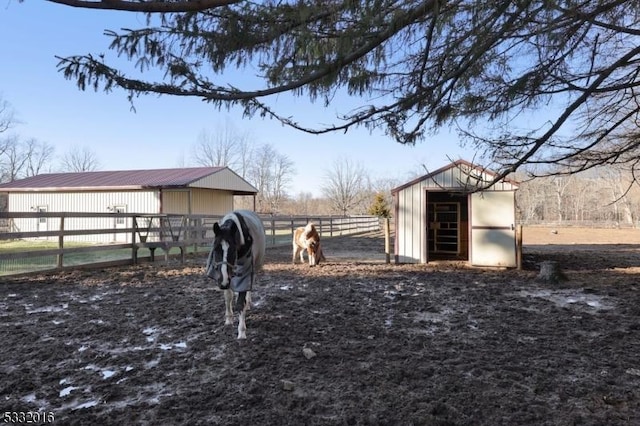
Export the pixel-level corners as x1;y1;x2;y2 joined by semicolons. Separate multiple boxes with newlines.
293;222;325;266
205;210;265;339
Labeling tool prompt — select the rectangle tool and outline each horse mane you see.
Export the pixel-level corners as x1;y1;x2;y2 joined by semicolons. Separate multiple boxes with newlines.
221;212;246;246
304;222;315;235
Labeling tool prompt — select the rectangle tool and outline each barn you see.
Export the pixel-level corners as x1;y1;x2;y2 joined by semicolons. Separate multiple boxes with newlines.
391;159;519;267
0;166;257;243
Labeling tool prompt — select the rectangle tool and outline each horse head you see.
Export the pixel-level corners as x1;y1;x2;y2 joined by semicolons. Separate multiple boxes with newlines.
209;219;243;289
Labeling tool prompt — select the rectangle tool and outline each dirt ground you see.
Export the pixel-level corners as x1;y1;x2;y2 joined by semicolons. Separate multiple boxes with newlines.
2;227;640;425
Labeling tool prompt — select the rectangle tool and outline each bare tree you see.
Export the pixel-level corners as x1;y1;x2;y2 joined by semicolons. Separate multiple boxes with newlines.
598;165;637;227
0;136;55;182
0;96;17;165
60;146;101;172
0;95;16;136
235;136;253;180
23;138;55;177
515;164;640;225
292;191;314;216
0;135;26;183
0;97;55;182
191;120;254;176
549;175;574;223
246;144;295;214
321;158;368;216
266;153;295;214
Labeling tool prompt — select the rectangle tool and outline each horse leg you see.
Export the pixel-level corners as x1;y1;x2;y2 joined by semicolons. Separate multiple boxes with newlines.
300;248;306;264
236;291;248;339
245;291;252;311
224;289;234;326
309;251;316;266
292;244;299;264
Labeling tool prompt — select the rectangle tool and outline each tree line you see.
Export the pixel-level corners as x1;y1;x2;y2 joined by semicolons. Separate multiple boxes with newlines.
515;166;640;227
0;96;101;181
3;92;638;224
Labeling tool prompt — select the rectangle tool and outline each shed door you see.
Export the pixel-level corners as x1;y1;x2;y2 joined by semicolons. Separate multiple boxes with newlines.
36;206;48;237
470;191;516;267
113;205;127;242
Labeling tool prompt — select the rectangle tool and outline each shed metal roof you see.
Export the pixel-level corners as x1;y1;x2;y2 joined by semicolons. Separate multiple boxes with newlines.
0;167;258;195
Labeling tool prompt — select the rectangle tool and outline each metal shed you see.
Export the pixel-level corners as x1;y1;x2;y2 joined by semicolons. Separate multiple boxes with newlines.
0;166;257;243
391;160;519;267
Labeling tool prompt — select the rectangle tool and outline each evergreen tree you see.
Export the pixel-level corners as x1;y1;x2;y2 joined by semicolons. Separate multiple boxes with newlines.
368;193;391;218
46;0;640;186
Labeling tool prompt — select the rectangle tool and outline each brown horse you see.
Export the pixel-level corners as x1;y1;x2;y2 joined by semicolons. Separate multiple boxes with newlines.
292;222;325;266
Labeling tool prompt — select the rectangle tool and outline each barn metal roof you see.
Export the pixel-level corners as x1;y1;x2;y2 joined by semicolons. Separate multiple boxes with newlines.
0;167;258;195
391;159;519;194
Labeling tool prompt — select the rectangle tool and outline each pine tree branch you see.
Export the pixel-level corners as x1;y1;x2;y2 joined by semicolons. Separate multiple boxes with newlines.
43;0;241;13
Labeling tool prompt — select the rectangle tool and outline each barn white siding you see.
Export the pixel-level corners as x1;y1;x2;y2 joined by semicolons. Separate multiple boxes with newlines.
8;190;160;243
1;167;257;244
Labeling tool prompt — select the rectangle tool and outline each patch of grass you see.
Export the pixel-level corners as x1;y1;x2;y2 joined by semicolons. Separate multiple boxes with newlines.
0;239;93;252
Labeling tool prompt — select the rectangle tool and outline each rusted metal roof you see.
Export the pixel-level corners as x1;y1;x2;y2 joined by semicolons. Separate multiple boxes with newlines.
0;167;256;193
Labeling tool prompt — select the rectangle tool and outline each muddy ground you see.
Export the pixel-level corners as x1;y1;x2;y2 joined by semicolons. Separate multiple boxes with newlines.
1;228;640;425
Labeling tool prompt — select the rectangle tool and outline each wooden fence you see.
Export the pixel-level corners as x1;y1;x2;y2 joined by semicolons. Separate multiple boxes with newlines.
0;212;381;277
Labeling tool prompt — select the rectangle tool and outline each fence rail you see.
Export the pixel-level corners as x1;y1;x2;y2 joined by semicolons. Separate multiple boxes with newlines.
0;212;381;276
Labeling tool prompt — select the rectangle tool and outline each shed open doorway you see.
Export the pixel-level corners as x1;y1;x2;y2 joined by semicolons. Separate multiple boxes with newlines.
426;191;469;262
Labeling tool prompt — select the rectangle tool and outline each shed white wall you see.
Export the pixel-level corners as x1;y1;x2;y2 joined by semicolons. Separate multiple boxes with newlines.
395;185;426;263
419;164;518;191
8;190;160;243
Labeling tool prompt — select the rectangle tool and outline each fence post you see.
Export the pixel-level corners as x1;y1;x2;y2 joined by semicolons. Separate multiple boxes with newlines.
57;216;65;268
384;217;391;264
271;218;276;246
132;216;138;264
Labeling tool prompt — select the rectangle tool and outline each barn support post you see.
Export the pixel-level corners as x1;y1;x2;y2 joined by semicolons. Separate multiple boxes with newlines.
271;218;276;246
57;216;65;268
516;224;523;270
132;217;139;264
384;217;391;264
191;218;200;254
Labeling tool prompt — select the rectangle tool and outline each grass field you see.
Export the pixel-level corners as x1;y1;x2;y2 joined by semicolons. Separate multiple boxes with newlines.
521;226;640;245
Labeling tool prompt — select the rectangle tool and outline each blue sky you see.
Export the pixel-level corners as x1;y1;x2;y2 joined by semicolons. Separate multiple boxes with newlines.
0;0;473;196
